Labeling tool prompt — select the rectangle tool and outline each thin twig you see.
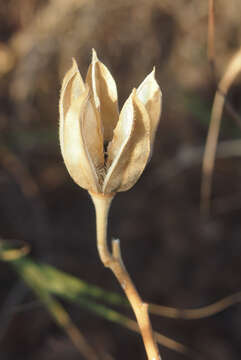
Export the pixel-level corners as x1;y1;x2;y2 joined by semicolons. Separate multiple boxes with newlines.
90;192;161;360
207;0;241;130
149;290;241;320
201;46;241;214
75;293;202;358
207;0;215;73
201;2;241;214
222;94;241;130
125;318;200;359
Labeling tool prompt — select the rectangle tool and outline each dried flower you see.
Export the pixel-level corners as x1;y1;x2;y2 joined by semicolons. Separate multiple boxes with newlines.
59;49;161;195
59;50;162;359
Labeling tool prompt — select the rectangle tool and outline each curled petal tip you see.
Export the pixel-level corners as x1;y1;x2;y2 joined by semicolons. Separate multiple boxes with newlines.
71;57;77;65
147;67;156;81
70;58;79;72
131;88;137;96
92;48;98;63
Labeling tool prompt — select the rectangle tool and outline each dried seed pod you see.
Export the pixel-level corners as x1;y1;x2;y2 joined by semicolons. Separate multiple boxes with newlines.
59;49;162;195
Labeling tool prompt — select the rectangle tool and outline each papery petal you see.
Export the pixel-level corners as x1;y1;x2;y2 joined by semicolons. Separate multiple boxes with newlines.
81;86;105;180
136;68;162;147
59;59;85;154
62;89;102;193
86;49;119;142
103;90;150;193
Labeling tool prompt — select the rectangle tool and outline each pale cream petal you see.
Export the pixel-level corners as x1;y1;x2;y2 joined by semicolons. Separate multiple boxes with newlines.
136;68;162;147
86;49;119;142
62;89;100;193
103;90;150;193
81;86;105;182
59;59;85;154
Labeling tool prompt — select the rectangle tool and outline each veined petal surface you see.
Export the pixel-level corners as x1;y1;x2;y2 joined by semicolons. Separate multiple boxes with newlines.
137;69;162;147
86;49;119;142
62;89;100;193
81;87;105;182
59;59;85;154
103;90;150;193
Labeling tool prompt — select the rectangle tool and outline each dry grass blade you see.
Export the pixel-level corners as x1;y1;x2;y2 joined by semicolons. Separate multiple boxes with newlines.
0;242;98;360
149;290;241;320
45;299;100;360
17;260;100;360
0;239;30;261
201;46;241;214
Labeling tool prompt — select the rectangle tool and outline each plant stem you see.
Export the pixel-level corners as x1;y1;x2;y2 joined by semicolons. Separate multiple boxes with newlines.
90;192;161;360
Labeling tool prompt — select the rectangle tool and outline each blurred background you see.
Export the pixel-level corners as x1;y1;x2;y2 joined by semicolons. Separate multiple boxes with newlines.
0;0;241;359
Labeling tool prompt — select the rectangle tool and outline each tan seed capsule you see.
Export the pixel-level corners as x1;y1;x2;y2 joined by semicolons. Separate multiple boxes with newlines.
59;49;162;195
